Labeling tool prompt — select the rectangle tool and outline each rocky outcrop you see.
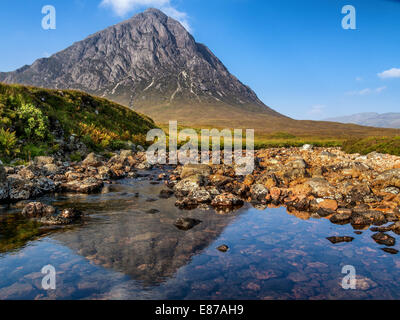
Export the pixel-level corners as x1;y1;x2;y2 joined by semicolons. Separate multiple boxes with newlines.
21;202;83;225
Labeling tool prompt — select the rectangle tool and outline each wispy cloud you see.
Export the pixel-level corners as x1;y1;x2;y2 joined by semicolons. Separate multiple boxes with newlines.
346;86;387;96
100;0;191;31
378;67;400;79
308;105;326;115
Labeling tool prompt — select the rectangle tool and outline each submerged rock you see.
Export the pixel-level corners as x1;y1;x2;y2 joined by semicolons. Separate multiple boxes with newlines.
326;236;354;244
21;202;83;225
174;217;202;231
372;232;396;246
217;245;229;252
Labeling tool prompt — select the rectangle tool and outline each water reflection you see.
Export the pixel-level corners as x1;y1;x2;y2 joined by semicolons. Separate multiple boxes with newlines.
51;180;243;286
0;177;400;300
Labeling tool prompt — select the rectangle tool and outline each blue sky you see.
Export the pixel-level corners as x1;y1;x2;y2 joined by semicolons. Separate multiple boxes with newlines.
0;0;399;120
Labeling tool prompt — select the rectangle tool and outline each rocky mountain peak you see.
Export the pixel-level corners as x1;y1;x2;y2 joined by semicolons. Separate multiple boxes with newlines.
0;9;283;123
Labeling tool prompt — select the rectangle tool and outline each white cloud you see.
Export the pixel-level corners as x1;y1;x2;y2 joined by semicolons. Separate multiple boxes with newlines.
346;86;387;96
308;105;325;115
378;68;400;79
161;6;191;32
100;0;191;31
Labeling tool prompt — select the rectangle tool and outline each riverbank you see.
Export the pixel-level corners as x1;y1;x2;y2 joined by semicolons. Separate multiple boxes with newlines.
1;146;400;233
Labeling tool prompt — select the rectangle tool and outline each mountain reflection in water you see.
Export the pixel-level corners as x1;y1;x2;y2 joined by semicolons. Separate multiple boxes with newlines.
1;177;400;300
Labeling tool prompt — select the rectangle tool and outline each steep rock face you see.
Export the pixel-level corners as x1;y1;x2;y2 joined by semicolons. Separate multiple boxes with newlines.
0;8;282;121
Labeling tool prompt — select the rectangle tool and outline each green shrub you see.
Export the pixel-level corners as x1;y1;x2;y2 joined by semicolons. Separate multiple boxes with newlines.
21;144;47;161
16;102;49;140
70;152;82;162
0;128;19;160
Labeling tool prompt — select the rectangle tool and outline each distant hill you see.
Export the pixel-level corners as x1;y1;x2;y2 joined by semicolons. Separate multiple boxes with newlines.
325;113;400;129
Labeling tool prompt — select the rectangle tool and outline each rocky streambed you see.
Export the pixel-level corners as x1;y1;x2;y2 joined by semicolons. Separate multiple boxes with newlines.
0;146;400;299
1;146;400;247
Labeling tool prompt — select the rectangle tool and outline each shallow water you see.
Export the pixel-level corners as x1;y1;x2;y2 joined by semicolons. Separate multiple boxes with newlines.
0;175;400;300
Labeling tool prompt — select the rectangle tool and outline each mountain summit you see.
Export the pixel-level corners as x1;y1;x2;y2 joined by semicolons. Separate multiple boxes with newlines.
0;8;283;124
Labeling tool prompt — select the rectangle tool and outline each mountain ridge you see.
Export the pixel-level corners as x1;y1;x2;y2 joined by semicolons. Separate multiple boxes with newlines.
325;112;400;129
0;8;283;122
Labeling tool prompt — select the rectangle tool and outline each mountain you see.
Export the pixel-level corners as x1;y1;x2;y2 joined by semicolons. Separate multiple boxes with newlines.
325;113;400;129
0;8;282;125
1;8;400;139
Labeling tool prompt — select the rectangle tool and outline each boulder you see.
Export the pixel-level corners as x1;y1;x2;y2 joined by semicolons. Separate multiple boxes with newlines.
375;169;400;188
34;156;54;166
180;164;212;179
21;202;83;225
250;184;269;203
173;175;205;197
61;177;104;194
211;193;244;207
21;202;56;218
372;232;396;246
305;178;337;199
82;153;102;167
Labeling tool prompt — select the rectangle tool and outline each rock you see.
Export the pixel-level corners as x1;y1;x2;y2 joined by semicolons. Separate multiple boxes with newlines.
209;174;233;187
305;178;337;199
301;144;313;151
347;184;374;204
383;186;400;195
21;202;83;225
326;236;354;244
318;199;338;212
174;218;202;231
270;187;281;201
61;177;104;194
146;209;160;214
250;184;269;203
119;150;133;158
243;174;255;186
97;166;111;180
43;163;59;175
330;212;351;224
159;189;174;199
351;211;386;226
217;245;229;252
281;159;308;182
187;189;211;204
372;232;395;246
59;208;82;220
17;167;36;180
382;248;399;255
8;175;34;200
173;175;205;197
211;193;244;207
34;156;54;166
21;202;56;218
0;164;6;183
82;153;102;167
376;169;400;188
180;164;212;179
